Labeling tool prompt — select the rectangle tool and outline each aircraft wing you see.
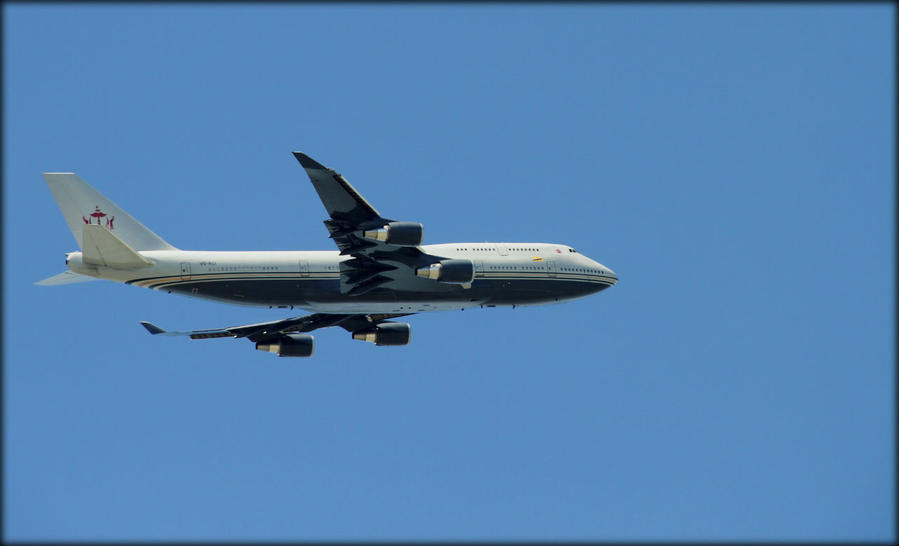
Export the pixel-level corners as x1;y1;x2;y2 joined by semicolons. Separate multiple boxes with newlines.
141;312;412;343
294;152;446;296
294;152;390;255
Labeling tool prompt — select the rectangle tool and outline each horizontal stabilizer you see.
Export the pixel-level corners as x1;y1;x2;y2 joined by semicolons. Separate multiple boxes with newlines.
140;321;167;335
140;321;233;339
81;224;153;269
35;270;100;286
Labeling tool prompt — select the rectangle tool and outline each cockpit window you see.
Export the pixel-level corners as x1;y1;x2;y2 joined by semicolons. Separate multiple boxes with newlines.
568;248;577;253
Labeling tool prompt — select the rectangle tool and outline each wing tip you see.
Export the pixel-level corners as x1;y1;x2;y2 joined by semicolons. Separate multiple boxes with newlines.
41;172;77;184
292;151;327;170
140;321;166;335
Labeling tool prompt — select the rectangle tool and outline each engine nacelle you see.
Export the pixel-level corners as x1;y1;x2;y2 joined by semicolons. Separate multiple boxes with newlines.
415;259;475;284
352;322;411;346
256;333;315;357
361;222;423;246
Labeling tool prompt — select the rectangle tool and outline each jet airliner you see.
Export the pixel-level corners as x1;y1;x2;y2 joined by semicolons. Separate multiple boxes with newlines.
39;152;617;356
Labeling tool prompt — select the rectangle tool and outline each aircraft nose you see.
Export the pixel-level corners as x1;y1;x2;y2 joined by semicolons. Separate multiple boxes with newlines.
606;267;618;284
591;260;617;284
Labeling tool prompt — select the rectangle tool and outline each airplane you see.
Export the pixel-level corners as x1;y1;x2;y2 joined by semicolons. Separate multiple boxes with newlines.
38;152;618;357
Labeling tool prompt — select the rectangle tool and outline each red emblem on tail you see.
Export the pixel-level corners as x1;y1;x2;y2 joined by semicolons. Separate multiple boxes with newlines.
83;206;115;230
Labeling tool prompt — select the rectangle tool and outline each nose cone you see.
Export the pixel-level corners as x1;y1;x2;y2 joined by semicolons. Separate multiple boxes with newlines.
607;267;618;284
590;259;617;283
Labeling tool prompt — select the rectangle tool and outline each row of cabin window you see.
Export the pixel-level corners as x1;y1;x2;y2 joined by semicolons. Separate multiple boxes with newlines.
488;265;547;270
454;247;540;252
561;267;607;274
486;265;603;274
209;263;602;274
210;265;347;272
210;265;279;271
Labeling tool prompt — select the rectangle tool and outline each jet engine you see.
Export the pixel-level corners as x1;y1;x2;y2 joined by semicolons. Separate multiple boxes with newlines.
352;322;411;346
361;222;423;246
415;259;475;284
256;333;315;357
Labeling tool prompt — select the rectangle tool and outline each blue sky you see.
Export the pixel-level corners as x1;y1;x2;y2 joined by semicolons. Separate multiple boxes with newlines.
4;3;893;541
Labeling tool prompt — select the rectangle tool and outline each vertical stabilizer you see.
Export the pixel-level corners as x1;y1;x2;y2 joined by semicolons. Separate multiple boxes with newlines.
42;173;177;251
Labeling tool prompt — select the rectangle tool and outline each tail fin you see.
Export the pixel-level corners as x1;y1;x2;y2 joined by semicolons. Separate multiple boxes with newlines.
42;173;177;251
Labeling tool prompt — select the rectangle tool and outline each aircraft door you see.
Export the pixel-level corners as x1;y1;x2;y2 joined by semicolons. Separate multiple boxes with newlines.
180;262;191;281
474;259;484;278
544;258;556;278
298;259;310;277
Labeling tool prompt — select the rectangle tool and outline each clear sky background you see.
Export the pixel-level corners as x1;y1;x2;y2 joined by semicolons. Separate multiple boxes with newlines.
3;3;894;541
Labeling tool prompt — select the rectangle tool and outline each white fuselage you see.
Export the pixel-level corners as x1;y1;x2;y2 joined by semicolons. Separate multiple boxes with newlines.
65;242;617;314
